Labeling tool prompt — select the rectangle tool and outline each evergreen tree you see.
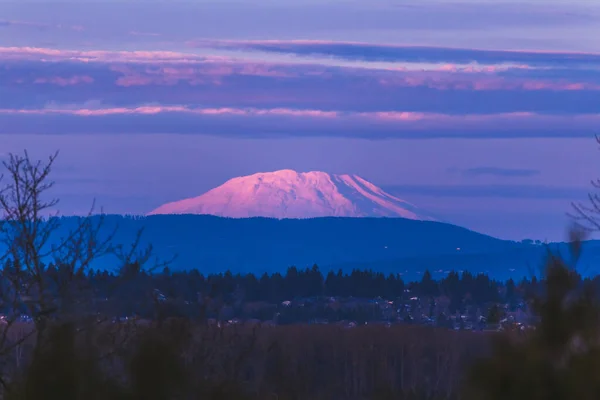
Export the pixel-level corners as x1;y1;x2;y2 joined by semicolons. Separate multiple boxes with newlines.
465;233;600;400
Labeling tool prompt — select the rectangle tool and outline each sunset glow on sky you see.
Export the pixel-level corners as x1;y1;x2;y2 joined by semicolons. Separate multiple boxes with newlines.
2;0;600;240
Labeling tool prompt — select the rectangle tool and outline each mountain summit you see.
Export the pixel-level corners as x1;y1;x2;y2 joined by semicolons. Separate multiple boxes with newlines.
148;169;435;220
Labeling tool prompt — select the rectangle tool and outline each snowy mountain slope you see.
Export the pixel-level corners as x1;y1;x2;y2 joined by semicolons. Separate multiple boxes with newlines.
148;169;435;220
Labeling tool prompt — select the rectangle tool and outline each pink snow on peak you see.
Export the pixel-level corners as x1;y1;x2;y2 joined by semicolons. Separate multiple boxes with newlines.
147;169;435;221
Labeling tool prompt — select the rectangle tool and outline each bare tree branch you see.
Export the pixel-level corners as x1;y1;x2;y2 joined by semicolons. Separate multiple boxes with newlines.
0;150;168;394
569;135;600;232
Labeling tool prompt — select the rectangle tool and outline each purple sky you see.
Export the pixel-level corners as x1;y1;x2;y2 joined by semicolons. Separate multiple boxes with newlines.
2;0;600;241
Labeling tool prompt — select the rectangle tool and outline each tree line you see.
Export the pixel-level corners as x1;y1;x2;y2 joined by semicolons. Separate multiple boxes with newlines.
0;258;557;316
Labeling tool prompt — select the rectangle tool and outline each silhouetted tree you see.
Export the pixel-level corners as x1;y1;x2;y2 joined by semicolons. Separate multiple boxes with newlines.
465;229;600;400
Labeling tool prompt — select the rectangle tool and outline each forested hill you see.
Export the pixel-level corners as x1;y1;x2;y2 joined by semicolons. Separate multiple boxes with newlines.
12;214;599;279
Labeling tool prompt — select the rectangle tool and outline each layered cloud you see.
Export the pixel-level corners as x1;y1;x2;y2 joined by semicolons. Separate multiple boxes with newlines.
1;105;599;139
191;39;600;68
2;44;600;137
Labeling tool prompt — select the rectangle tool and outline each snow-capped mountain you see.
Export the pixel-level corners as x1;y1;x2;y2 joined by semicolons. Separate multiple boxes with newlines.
148;169;435;221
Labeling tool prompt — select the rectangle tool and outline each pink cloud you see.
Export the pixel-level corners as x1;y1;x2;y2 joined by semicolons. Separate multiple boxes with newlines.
253;108;338;118
0;47;227;64
236;63;297;78
1;105;597;126
110;63;299;87
106;61;600;92
352;111;545;127
0;106;339;118
362;112;428;121
433;64;531;73
0;105;598;139
190;38;600;59
111;65;216;86
0;46;542;76
378;73;600;91
2;46;600;96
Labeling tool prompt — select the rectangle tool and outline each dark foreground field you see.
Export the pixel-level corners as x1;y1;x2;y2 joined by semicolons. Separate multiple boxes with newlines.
0;320;489;400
